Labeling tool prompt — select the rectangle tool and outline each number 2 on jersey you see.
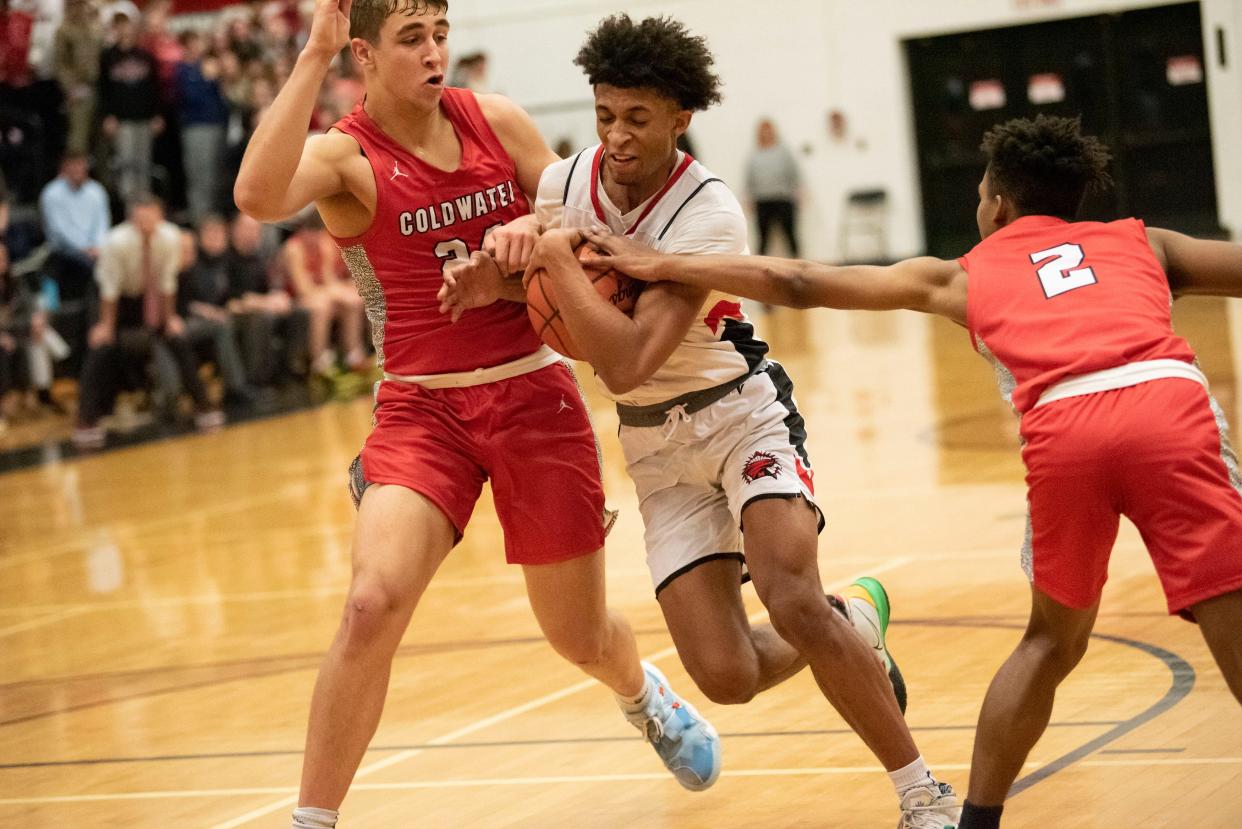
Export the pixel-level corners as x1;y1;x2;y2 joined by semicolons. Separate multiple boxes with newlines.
434;223;503;274
1030;243;1097;299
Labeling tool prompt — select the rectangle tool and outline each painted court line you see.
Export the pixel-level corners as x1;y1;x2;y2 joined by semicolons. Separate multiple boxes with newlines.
5;758;1242;807
206;558;912;829
0;608;93;640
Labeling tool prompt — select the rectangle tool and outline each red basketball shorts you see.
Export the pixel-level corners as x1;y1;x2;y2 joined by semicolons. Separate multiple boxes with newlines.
351;362;612;565
1020;377;1242;617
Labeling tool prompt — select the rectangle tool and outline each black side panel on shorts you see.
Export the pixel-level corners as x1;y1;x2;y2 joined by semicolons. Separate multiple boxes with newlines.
766;363;811;468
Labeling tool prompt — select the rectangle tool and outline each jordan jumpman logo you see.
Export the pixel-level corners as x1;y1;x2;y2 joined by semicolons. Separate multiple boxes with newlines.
390;161;408;181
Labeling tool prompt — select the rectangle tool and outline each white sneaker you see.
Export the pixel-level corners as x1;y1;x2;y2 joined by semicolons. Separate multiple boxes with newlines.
898;781;961;829
835;576;908;713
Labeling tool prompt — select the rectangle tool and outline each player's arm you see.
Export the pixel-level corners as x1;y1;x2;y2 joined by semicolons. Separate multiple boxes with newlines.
1147;227;1242;298
233;0;354;222
477;94;562;276
530;229;707;395
584;229;967;325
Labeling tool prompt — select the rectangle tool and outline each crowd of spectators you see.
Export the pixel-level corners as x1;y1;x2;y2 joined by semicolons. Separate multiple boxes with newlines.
0;0;383;449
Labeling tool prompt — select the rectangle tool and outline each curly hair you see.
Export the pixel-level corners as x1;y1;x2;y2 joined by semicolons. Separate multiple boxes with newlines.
351;0;447;44
574;14;723;112
981;115;1112;221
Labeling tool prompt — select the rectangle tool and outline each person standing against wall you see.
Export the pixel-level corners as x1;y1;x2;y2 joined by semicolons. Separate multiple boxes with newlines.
745;118;801;258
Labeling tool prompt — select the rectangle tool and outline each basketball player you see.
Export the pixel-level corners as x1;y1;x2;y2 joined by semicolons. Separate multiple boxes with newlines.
443;15;961;829
233;2;720;827
584;114;1242;828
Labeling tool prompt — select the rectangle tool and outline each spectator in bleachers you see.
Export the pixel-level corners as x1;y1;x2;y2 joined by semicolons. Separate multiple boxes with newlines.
53;0;100;157
0;241;30;432
175;29;229;222
179;214;255;405
74;194;221;449
39;152;110;305
98;10;162;204
226;212;307;386
0;0;35;92
0;239;66;427
223;13;261;63
138;0;181;103
0;170;9;241
280;213;366;377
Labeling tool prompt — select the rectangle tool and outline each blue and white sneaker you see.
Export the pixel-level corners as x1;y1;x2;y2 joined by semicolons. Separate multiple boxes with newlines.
620;661;721;791
834;576;908;714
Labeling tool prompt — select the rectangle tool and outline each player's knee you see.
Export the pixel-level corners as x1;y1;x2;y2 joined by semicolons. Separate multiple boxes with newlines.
547;626;608;668
340;581;403;651
685;656;760;705
1021;628;1090;678
766;590;838;655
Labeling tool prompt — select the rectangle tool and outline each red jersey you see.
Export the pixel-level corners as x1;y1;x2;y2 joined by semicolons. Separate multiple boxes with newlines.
331;89;541;375
961;215;1196;415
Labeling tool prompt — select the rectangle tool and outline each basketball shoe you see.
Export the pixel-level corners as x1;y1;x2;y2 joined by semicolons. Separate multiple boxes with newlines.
620;661;721;791
831;576;908;713
898;780;961;829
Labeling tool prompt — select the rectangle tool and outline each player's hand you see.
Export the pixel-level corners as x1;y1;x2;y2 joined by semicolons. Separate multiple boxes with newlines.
306;0;353;60
581;228;665;283
438;251;504;322
526;229;585;288
164;314;187;338
484;214;541;277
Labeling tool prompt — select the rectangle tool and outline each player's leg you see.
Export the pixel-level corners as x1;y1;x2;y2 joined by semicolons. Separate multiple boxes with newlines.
960;395;1119;829
491;363;721;790
742;495;914;764
1192;589;1242;704
294;382;486;826
1119;383;1242;708
961;588;1098;822
635;469;804;705
522;549;644;695
657;557;804;704
297;484;455;811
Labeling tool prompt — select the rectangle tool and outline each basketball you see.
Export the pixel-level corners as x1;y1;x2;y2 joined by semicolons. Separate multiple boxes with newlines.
526;244;643;360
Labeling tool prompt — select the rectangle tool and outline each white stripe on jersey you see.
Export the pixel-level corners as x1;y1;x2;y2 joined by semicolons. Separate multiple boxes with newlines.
535;145;768;406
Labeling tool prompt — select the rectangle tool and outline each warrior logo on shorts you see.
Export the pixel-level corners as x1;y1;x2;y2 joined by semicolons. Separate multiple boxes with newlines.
742;451;782;484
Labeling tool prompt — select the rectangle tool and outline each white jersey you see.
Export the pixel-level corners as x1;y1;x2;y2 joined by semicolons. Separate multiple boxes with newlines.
536;145;769;406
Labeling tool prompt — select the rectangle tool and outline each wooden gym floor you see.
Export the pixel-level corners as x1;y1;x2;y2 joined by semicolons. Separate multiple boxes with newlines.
1;300;1239;828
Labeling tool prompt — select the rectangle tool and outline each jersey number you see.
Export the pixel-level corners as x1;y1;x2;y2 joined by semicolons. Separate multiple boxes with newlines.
434;224;503;273
1030;243;1097;299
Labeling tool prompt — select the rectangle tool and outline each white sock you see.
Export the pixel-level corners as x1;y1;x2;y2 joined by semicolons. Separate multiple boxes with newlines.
615;674;653;711
291;806;339;828
889;755;935;797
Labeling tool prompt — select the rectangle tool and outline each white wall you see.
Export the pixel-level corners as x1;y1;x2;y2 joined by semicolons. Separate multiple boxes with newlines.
449;0;1242;260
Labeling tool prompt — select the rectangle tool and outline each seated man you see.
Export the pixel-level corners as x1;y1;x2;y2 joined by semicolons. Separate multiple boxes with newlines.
178;215;258;407
74;195;223;449
225;213;309;386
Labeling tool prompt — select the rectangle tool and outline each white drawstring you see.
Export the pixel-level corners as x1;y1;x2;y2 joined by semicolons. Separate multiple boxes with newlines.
662;403;692;439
